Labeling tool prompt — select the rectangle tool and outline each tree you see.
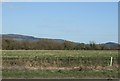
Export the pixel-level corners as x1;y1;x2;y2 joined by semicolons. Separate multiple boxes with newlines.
63;40;76;50
89;41;96;50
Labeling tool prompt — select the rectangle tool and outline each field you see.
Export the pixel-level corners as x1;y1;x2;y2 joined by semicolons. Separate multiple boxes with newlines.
1;50;119;79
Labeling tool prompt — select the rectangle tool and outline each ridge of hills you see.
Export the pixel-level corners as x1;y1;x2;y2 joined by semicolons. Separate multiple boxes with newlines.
1;34;119;49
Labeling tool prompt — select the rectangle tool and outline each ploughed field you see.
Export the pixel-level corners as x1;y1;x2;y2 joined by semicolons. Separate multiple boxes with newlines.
2;50;119;79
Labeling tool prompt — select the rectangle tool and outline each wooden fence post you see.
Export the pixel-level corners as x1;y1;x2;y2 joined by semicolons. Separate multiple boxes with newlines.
110;57;113;66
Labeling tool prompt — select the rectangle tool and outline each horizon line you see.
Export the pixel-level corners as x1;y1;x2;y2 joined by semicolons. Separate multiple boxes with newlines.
1;33;118;44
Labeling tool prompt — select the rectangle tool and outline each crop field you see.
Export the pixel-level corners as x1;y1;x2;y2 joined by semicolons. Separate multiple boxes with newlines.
1;50;119;79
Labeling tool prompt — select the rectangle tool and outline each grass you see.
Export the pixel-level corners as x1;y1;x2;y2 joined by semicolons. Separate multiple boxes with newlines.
2;50;118;58
2;69;118;79
2;50;119;79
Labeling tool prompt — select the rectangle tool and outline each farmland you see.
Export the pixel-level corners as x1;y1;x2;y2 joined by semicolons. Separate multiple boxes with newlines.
1;50;119;79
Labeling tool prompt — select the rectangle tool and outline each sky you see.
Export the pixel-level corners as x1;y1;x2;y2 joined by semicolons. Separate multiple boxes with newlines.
2;2;118;43
1;0;119;2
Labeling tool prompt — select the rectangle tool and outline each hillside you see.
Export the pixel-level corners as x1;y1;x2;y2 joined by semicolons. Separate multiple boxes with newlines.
1;34;119;50
1;34;66;43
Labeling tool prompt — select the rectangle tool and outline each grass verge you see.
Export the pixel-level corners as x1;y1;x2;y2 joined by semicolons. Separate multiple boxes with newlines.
2;69;118;79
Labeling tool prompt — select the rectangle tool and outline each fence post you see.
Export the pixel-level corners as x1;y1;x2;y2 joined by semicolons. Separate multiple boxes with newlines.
57;57;58;67
110;57;113;66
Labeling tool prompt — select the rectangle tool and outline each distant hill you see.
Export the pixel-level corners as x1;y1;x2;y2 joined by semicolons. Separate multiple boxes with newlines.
0;34;119;50
1;34;66;43
2;34;40;42
104;42;118;49
1;34;119;49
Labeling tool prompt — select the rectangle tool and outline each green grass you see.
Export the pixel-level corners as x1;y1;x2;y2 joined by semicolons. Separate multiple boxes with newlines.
2;50;119;79
2;50;118;67
2;50;118;58
2;69;118;79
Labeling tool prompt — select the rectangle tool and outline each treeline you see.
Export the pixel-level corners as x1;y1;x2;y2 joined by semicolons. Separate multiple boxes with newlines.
2;38;119;50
